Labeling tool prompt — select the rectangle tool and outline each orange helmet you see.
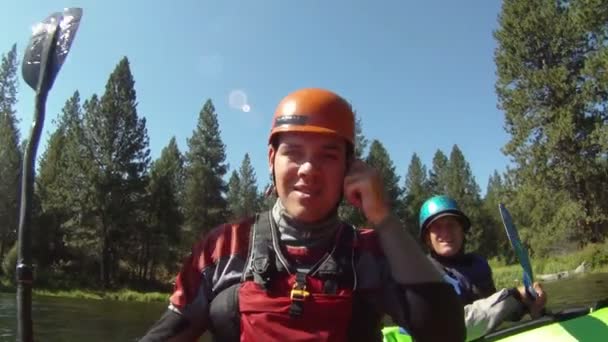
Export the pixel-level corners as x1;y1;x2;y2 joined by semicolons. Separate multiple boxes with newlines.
268;88;355;145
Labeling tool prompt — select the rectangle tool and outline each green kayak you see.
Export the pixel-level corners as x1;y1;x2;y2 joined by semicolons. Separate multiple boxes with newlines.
382;305;608;342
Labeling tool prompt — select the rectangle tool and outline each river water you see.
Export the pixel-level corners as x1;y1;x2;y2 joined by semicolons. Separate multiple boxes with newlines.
1;273;607;341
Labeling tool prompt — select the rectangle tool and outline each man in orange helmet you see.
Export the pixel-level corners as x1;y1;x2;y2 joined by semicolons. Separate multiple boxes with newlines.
139;88;465;341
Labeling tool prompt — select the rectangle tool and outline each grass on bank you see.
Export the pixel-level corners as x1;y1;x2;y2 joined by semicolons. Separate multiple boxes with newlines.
32;288;170;302
0;277;169;303
490;241;608;289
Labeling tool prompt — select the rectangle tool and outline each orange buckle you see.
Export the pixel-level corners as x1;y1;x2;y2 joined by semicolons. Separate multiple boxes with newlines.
290;284;310;301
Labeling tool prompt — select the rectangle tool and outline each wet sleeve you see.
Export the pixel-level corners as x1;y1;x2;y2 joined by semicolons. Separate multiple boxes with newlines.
463;289;526;341
138;242;212;342
138;309;200;342
374;214;467;342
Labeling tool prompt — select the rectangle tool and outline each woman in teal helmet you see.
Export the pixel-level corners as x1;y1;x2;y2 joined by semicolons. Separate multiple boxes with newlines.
419;195;496;303
419;195;547;340
382;195;550;342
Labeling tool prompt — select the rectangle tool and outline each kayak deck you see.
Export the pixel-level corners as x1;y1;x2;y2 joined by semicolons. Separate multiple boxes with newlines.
382;307;608;342
487;307;608;341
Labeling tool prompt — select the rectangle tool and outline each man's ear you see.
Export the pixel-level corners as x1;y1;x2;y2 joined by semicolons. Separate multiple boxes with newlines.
268;144;276;173
266;144;277;197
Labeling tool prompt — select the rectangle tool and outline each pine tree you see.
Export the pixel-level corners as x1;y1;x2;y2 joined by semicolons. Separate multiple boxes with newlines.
483;171;513;261
428;150;449;195
226;171;242;220
444;145;487;254
226;153;260;220
402;153;431;236
339;113;368;226
353;114;368;159
0;44;20;260
36;91;83;266
142;137;184;282
76;57;151;287
494;0;608;252
183;99;228;239
366;140;402;216
238;153;259;218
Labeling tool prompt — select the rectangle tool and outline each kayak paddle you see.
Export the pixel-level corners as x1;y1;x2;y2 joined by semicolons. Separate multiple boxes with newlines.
17;8;83;342
498;203;538;298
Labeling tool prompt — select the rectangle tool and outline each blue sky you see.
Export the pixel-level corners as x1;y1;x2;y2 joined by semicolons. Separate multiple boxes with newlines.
2;0;509;195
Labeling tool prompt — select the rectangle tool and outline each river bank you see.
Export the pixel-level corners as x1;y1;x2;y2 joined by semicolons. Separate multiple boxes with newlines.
0;278;168;302
2;241;607;303
491;241;608;289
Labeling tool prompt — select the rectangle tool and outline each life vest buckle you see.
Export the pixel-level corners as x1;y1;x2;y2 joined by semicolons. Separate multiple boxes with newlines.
290;283;310;301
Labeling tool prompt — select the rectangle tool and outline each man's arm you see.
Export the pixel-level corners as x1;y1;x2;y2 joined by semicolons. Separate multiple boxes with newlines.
462;289;525;341
139;307;206;342
343;160;466;341
375;214;467;342
139;239;213;342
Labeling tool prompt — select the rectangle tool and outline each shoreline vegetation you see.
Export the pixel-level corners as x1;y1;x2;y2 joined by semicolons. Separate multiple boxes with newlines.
2;241;607;303
0;278;170;303
490;241;608;289
0;278;169;302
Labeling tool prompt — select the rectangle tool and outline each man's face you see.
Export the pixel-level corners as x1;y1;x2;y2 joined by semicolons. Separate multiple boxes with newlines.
426;215;465;257
269;131;347;223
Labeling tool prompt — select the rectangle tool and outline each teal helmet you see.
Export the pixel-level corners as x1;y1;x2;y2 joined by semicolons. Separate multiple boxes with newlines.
419;195;471;239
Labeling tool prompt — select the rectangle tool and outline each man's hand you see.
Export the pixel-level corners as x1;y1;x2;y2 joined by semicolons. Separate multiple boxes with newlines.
517;282;547;319
343;159;390;226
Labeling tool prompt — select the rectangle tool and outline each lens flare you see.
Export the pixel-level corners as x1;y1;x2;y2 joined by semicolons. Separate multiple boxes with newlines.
229;89;251;113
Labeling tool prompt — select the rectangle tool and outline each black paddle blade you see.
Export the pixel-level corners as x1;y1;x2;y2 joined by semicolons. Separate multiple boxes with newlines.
21;7;83;91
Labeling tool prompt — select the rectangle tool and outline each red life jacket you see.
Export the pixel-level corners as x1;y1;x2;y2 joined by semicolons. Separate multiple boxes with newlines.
208;211;361;342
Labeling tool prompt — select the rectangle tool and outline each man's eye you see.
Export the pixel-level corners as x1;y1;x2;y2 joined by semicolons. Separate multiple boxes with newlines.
283;149;301;157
